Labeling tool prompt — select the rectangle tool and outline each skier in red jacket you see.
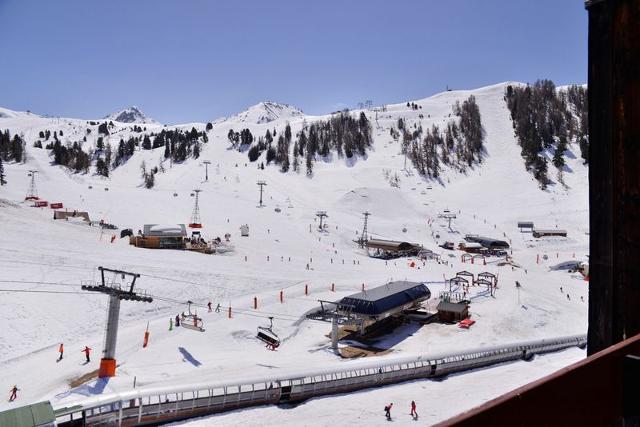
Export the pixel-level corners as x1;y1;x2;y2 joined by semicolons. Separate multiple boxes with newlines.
410;400;418;418
82;346;92;363
384;402;393;420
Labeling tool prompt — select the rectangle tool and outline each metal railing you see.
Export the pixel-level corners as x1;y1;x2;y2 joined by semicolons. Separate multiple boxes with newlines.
54;334;586;426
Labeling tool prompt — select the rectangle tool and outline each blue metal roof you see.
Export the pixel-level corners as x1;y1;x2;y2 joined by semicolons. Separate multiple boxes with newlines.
339;281;430;316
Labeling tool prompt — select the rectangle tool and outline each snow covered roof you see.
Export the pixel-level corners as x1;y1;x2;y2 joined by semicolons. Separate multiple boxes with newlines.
339;281;430;316
459;242;483;249
143;224;187;237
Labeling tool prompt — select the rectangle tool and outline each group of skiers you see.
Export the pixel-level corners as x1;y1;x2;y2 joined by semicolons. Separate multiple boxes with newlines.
7;345;92;402
57;343;92;363
384;401;418;420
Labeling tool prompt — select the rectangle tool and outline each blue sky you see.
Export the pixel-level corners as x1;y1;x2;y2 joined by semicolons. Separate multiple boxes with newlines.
0;0;587;124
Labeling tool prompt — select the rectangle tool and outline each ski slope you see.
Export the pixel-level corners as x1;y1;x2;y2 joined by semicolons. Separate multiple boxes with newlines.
0;82;589;424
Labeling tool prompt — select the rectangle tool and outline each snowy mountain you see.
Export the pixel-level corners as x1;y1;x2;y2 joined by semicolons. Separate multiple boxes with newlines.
105;106;157;124
225;101;304;124
0;82;589;424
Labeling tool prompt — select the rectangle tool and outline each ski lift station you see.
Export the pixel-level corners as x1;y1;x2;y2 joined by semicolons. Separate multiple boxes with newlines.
130;224;187;249
337;281;431;333
365;238;423;259
464;234;510;250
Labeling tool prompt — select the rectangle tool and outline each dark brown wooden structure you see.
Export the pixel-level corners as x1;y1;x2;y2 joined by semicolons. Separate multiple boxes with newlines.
438;333;640;426
437;300;469;323
587;0;640;356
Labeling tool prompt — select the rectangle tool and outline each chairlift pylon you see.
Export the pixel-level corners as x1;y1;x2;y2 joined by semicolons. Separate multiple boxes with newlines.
256;316;280;350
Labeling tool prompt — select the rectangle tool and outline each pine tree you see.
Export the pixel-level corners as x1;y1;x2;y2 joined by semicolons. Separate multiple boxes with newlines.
144;171;155;188
0;156;6;185
284;123;292;144
553;136;567;170
305;150;313;176
292;141;299;172
142;135;151;150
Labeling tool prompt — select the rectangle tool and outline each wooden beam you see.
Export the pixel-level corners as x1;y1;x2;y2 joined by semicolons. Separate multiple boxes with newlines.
587;0;640;355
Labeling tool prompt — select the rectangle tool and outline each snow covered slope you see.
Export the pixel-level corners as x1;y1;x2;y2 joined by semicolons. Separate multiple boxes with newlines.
0;82;589;423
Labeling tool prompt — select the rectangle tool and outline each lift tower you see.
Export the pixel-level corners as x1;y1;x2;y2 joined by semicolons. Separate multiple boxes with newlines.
202;160;211;182
257;181;267;207
316;211;328;231
189;189;203;228
25;170;39;200
359;211;371;248
82;267;152;378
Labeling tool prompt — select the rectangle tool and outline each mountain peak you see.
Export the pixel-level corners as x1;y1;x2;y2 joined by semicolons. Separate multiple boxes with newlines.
227;101;304;124
105;106;157;124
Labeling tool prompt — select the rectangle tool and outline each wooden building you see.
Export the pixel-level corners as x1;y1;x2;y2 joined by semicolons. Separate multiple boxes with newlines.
130;224;187;249
437;300;470;323
458;242;484;253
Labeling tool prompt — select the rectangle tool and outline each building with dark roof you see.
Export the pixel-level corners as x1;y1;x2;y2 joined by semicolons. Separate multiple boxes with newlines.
533;229;567;238
437;300;469;323
464;234;510;249
338;281;430;332
365;238;422;258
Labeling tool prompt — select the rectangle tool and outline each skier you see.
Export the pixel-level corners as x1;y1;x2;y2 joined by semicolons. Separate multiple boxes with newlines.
82;346;92;363
384;402;393;420
175;314;181;327
560;286;563;293
215;303;221;313
8;385;18;402
207;301;212;312
57;343;64;361
410;400;418;418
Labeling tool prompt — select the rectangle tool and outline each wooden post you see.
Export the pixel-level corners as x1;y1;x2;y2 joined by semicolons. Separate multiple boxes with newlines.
587;0;640;355
331;283;335;292
253;297;257;309
279;290;283;303
305;284;308;296
228;307;232;318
